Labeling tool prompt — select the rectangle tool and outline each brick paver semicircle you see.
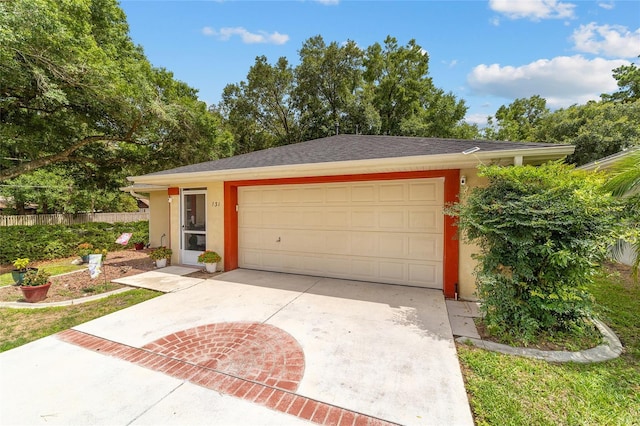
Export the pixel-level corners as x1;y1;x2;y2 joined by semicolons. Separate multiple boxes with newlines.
142;322;305;391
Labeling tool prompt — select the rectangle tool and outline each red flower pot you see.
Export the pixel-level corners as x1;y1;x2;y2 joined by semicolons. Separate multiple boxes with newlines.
20;283;52;303
134;242;145;250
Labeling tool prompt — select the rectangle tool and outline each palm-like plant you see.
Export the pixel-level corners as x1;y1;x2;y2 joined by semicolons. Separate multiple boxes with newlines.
604;148;640;279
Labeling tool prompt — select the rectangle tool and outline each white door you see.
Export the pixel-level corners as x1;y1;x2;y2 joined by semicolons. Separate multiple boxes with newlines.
181;189;207;265
238;179;444;288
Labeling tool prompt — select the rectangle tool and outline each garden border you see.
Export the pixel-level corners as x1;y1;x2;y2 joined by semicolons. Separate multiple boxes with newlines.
0;287;133;309
456;318;623;363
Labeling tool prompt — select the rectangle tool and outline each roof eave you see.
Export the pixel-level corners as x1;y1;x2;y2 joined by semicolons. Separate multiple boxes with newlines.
128;145;575;186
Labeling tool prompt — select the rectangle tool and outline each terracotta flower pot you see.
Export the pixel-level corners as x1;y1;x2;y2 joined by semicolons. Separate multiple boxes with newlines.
20;283;51;303
134;242;145;250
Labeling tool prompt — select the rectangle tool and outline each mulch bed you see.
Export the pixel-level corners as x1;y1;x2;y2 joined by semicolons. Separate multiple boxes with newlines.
0;249;159;304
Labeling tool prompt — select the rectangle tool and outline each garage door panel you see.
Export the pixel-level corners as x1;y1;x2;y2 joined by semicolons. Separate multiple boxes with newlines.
378;261;405;281
351;185;376;202
239;210;262;227
324;231;351;255
379;183;405;202
409;208;442;232
408;235;443;260
408;262;441;287
409;181;443;204
377;234;406;257
238;179;444;289
378;211;405;229
326;210;349;228
326;186;350;203
351;210;376;228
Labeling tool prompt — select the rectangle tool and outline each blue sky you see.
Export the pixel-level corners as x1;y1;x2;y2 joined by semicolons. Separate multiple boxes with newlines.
120;0;640;126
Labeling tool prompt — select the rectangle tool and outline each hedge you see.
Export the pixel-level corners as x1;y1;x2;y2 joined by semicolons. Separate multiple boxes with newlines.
0;221;149;264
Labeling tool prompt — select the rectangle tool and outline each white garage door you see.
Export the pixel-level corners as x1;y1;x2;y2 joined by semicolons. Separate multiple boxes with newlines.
238;179;444;288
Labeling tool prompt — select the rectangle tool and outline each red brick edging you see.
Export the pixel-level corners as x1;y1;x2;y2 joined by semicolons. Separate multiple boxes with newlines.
57;327;397;426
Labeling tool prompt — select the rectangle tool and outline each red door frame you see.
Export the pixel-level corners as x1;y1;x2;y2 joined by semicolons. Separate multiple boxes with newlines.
224;170;459;298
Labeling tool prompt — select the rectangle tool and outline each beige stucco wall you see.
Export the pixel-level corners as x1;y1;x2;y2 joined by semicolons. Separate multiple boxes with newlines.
456;168;488;300
148;191;170;249
148;182;226;268
205;181;225;268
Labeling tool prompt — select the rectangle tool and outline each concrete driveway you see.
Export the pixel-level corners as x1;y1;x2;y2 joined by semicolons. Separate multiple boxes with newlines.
0;269;473;426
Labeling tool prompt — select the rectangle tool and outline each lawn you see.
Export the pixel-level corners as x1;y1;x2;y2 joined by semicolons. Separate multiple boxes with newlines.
0;289;160;352
0;260;85;286
458;264;640;425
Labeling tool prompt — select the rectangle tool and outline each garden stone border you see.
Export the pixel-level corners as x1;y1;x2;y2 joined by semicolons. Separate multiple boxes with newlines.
456;318;623;363
0;287;133;309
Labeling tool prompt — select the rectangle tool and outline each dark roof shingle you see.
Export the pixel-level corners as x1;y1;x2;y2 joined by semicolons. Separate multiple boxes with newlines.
146;135;567;176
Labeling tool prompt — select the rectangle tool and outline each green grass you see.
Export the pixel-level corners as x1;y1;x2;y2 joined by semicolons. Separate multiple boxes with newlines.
0;289;160;352
0;261;85;287
458;267;640;425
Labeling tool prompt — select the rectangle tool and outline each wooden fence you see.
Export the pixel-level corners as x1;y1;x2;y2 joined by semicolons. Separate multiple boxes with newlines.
0;212;149;227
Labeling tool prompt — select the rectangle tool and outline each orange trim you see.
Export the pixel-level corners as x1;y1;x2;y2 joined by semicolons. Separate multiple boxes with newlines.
442;170;459;299
224;170;460;298
167;187;180;196
223;183;239;271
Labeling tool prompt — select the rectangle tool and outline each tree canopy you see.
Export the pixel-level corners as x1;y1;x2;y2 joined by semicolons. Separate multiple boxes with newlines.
219;35;470;153
0;0;232;184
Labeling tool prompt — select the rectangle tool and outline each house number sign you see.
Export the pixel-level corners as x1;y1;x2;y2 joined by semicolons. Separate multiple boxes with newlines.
212;201;221;207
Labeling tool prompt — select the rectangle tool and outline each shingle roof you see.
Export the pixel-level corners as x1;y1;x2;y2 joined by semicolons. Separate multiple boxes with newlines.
146;135;568;176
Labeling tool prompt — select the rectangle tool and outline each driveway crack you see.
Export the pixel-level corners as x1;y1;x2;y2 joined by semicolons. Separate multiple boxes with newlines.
261;276;323;324
126;382;184;425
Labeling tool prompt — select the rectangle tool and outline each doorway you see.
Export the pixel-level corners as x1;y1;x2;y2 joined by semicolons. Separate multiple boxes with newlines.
181;189;207;265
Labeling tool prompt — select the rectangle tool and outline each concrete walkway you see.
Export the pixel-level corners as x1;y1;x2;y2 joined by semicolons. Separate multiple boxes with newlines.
0;270;474;426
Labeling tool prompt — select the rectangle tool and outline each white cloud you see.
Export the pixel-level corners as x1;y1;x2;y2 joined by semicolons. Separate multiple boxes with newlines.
467;55;629;108
489;0;576;21
201;26;289;45
572;23;640;58
465;113;491;127
597;1;615;10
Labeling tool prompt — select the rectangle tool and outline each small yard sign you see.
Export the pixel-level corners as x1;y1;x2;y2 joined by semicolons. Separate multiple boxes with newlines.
115;232;132;245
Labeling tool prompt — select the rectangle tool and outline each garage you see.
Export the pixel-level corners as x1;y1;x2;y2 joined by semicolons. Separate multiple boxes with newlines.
238;178;444;289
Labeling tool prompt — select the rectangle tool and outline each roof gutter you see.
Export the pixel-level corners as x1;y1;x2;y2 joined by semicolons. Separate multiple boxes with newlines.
128;145;575;186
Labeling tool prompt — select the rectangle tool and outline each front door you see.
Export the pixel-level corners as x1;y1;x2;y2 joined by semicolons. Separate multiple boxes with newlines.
181;189;207;265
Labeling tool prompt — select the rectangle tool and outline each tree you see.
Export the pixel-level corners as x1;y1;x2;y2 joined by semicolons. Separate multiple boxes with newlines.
294;35;371;138
604;149;640;278
219;56;299;153
534;100;640;166
484;95;549;141
602;58;640;103
449;163;617;342
0;0;230;182
0;167;140;213
363;36;467;137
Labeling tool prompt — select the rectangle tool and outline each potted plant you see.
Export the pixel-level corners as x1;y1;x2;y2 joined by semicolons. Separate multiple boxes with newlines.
132;233;147;250
149;246;172;268
11;258;37;285
77;243;94;263
18;269;52;303
197;250;221;273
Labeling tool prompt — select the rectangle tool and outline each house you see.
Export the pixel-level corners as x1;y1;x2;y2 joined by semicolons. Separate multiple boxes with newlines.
123;135;574;299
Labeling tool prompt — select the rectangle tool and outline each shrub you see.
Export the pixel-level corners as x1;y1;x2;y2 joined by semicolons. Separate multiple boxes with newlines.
0;221;149;264
449;162;619;342
197;251;221;264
